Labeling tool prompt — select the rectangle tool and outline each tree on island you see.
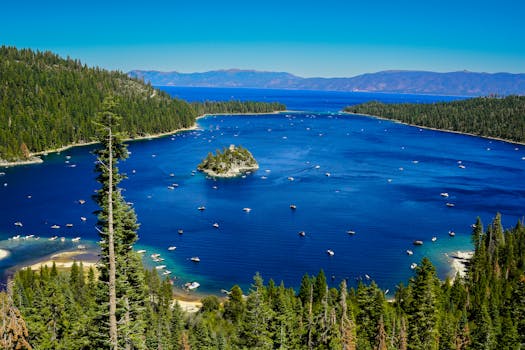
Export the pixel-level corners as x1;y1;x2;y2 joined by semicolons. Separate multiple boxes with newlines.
197;144;259;177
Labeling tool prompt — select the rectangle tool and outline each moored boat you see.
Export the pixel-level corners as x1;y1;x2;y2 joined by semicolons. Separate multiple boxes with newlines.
413;240;423;246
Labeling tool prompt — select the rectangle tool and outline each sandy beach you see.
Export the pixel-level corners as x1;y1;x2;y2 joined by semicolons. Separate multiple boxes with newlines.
22;249;100;271
0;249;11;260
446;250;474;279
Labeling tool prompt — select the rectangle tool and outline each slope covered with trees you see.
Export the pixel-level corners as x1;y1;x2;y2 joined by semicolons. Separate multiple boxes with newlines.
191;100;286;116
344;95;525;144
0;46;286;163
0;46;195;161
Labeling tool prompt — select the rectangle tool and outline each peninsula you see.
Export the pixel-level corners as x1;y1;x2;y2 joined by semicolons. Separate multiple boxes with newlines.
197;145;259;177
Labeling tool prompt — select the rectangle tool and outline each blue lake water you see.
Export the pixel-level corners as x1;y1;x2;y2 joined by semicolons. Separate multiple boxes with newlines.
1;87;524;295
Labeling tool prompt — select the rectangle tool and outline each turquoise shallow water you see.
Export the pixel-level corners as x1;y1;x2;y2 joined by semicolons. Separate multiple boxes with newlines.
1;88;524;295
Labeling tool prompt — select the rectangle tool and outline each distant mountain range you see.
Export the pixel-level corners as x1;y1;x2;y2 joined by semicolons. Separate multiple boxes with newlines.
128;69;525;96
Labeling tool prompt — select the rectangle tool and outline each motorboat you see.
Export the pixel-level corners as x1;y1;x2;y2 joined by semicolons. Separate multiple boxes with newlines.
168;246;177;251
185;281;200;290
298;231;306;237
413;240;423;246
326;249;335;256
190;257;201;262
406;250;413;255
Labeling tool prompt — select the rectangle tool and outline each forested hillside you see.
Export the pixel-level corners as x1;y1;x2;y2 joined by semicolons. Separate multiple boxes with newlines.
0;47;286;163
344;95;525;143
192;100;286;116
0;46;196;161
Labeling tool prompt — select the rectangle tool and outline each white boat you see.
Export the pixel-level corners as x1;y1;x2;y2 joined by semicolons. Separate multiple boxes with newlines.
315;165;320;169
72;237;81;242
413;240;423;246
449;231;456;237
178;229;184;234
212;223;219;228
406;250;413;255
80;217;87;221
190;257;200;262
51;224;60;229
458;164;466;169
326;249;335;256
440;192;449;198
347;230;356;235
410;263;417;269
24;234;34;239
365;274;371;280
446;203;455;207
287;176;295;181
137;250;146;254
168;246;177;251
78;199;86;204
243;207;252;213
431;237;437;242
66;223;74;228
155;265;166;270
289;204;297;210
167;186;175;190
185;281;200;290
14;221;23;227
198;206;206;211
151;253;161;259
49;236;58;241
325;172;331;177
162;270;171;275
60;237;66;242
12;235;20;240
298;231;306;237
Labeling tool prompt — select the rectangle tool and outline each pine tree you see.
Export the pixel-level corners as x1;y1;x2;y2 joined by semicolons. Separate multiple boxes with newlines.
93;96;146;349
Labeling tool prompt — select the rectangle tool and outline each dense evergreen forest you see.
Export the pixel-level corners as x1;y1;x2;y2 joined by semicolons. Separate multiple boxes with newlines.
191;100;286;116
0;46;286;162
344;96;525;144
3;214;524;348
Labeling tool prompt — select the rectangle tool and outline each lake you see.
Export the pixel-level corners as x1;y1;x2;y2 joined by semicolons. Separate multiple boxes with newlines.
1;87;524;295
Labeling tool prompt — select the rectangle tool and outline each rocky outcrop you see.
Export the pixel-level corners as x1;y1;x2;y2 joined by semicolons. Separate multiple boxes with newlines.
197;145;258;178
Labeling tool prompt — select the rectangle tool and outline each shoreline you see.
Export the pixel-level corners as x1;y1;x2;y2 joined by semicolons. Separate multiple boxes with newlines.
1;111;286;168
343;111;525;146
12;247;207;311
446;250;474;280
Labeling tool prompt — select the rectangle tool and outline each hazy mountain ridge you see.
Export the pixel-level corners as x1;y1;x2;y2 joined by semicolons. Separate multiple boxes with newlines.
129;69;525;96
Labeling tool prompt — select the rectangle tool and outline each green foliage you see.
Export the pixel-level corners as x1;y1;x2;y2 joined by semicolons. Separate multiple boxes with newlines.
197;144;258;175
191;100;286;116
0;46;195;161
344;95;525;144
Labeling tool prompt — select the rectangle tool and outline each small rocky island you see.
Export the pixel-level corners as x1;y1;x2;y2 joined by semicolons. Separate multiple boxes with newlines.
198;145;259;178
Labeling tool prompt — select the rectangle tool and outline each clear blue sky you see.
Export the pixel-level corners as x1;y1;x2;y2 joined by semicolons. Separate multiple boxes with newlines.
2;0;524;77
